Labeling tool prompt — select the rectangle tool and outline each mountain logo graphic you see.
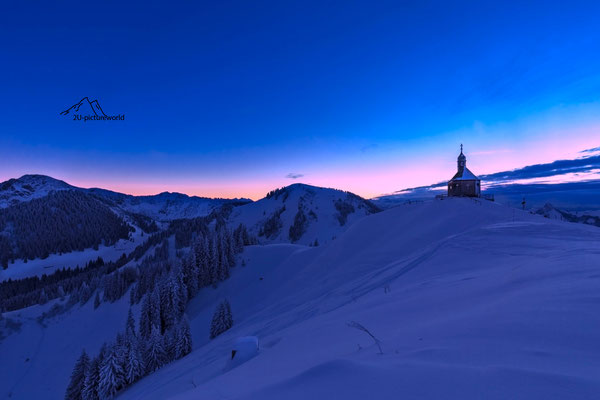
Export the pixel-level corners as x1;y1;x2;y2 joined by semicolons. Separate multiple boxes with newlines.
61;97;107;117
60;97;124;121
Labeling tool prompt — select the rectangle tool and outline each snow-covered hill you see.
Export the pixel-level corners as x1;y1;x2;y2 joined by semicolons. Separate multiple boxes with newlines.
228;183;381;245
0;175;74;208
3;198;600;399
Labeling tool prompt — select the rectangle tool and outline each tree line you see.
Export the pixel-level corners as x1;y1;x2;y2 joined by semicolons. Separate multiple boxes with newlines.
0;190;134;268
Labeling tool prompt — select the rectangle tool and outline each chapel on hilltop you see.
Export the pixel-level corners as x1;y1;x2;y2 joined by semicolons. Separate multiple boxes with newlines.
448;145;480;197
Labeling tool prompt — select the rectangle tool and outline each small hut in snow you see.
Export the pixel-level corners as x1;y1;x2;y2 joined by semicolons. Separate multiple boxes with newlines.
231;336;259;361
448;145;480;197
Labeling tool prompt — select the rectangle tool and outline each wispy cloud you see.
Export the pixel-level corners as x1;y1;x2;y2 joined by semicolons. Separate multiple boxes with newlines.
481;155;600;183
580;146;600;154
286;173;304;179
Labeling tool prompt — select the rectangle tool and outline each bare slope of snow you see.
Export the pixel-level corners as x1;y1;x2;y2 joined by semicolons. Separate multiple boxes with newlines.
228;183;380;245
114;197;600;400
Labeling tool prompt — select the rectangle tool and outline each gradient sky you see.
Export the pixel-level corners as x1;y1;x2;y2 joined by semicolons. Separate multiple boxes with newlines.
1;1;600;199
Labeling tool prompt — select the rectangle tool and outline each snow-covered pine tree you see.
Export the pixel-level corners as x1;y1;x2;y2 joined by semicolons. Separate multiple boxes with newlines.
81;356;101;400
139;293;152;339
150;287;161;332
173;265;187;316
209;299;233;339
80;282;91;305
208;237;219;287
223;299;233;329
98;344;125;400
114;333;128;381
209;302;223;339
38;288;48;305
163;326;177;363
65;349;90;400
93;292;101;309
182;251;198;298
159;275;177;332
233;224;244;253
144;325;166;373
125;309;135;337
197;236;210;288
228;231;236;264
129;284;136;306
175;315;193;359
124;335;144;385
218;247;227;282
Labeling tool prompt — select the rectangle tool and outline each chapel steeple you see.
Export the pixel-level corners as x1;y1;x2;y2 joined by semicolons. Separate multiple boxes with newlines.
457;144;466;172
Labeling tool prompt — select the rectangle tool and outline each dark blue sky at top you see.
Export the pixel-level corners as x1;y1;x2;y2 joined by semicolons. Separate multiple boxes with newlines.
1;1;600;198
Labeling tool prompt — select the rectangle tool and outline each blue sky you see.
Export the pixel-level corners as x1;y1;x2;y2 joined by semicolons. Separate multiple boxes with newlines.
1;1;600;199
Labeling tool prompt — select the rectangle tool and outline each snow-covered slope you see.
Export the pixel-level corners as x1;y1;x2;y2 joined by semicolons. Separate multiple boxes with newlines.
125;198;600;400
228;183;380;245
0;175;74;208
4;198;600;400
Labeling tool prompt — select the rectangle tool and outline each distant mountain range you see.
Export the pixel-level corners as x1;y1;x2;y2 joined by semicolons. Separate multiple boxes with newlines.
0;174;251;220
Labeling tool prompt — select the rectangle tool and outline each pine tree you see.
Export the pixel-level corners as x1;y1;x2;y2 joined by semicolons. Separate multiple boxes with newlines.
38;288;48;305
150;287;161;332
82;356;101;400
144;326;166;373
209;237;219;287
124;335;144;385
223;299;233;331
175;315;193;359
139;293;152;339
196;236;210;288
174;266;188;315
58;285;66;299
209;299;233;339
93;292;101;309
125;309;135;337
159;277;176;333
182;252;198;298
163;326;177;363
65;349;90;400
98;344;125;400
80;282;91;305
129;285;136;306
